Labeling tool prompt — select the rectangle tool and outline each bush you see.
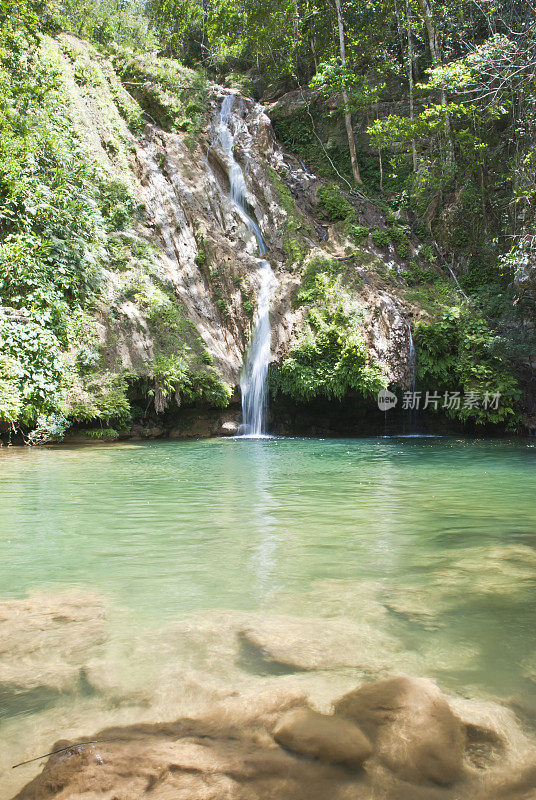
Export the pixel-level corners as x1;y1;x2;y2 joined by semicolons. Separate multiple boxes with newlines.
317;185;355;222
415;306;520;426
403;262;438;285
346;223;369;244
83;427;120;441
0;355;22;427
273;252;386;403
371;227;390;248
27;413;69;445
272;319;386;402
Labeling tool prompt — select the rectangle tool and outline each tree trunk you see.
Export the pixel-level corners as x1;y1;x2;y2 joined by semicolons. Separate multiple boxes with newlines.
416;0;452;150
405;0;418;171
334;0;362;184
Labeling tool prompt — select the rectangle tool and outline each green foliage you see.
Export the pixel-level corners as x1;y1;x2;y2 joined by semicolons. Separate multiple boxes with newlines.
274;253;386;403
26;412;69;444
415;306;520;426
193;370;232;407
283;236;307;268
215;298;229;316
242;298;254;317
83;427;120;440
371;227;390;249
316;185;355;222
403;262;438;285
53;0;158;53
97;177;138;231
0;17;147;434
270;168;311;267
345;223;368;244
294;254;340;305
419;243;436;264
0;354;22;427
310;59;382;114
405;279;458;315
0;317;64;421
272;316;386;403
149;352;231;412
112;52;208;133
388;225;408;245
194;230;207;266
272;110;353;185
67;372;132;424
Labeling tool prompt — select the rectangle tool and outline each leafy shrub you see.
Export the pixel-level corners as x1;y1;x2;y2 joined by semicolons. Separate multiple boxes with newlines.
371;227;390;248
83;427;120;440
419;243;436;263
345;223;369;244
403;262;438;285
97;177;138;231
67;372;132;424
216;298;228;317
272;318;386;402
294;255;340;306
283;235;307;268
243;299;254;317
0;355;22;427
27;413;69;445
389;225;409;244
415;306;520;426
274;253;385;403
317;185;355;222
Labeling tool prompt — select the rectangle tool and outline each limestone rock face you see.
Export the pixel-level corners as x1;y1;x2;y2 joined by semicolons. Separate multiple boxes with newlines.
45;34;418;418
273;707;372;767
334;675;466;785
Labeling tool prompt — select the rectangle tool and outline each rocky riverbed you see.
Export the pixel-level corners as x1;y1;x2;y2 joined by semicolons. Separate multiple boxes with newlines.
2;589;536;799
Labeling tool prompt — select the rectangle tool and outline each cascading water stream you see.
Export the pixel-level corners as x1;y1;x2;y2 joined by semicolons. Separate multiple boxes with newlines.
407;324;416;387
406;324;418;433
216;94;276;437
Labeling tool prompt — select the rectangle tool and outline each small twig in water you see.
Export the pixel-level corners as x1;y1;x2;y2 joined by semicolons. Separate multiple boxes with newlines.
12;739;128;769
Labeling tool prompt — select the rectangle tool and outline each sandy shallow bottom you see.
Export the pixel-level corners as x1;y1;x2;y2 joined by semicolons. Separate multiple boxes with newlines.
2;585;536;799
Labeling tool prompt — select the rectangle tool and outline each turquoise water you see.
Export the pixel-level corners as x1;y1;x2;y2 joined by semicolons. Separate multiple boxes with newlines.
1;436;536;712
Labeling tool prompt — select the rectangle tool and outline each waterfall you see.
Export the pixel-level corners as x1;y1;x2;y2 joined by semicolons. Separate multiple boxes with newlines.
406;323;418;434
216;94;276;437
407;324;416;387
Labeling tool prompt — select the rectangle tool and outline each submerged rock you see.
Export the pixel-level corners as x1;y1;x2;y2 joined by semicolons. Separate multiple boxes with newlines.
334;675;466;785
273;706;372;767
0;592;108;707
240;615;401;672
11;676;536;800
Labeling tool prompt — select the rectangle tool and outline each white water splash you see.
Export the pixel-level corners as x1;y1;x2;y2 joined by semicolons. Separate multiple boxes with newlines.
216;94;276;437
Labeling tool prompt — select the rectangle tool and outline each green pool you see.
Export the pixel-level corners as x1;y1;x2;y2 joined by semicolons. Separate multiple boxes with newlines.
1;436;536;793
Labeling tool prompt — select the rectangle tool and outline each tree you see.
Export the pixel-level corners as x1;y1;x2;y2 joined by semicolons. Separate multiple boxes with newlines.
333;0;361;183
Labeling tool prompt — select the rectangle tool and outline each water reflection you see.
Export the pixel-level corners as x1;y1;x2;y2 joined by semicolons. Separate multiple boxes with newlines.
246;440;281;603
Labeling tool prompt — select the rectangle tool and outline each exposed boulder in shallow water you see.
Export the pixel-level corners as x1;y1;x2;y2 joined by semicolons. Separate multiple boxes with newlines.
334;676;466;785
273;707;372;767
0;592;108;708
